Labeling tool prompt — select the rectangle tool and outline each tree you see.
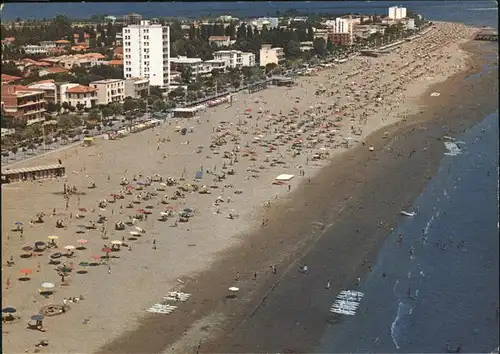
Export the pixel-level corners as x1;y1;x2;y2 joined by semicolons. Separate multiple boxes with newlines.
152;99;166;112
123;98;138;112
313;38;327;57
88;109;101;121
1;61;23;77
76;103;85;112
284;40;301;58
108;102;123;115
101;106;113;119
181;66;193;84
11;147;18;155
169;87;185;100
47;101;58;113
61;102;70;112
265;63;278;74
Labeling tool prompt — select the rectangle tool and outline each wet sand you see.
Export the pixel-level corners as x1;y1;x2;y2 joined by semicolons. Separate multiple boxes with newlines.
0;22;489;354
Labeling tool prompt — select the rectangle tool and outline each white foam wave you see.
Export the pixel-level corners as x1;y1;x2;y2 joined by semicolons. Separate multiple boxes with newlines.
444;141;462;156
390;302;403;350
470;7;498;10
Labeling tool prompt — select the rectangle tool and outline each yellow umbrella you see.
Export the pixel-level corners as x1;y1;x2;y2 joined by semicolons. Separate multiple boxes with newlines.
64;245;76;250
48;236;59;240
111;240;123;245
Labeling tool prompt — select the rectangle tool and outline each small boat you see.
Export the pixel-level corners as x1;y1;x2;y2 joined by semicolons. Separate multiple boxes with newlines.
401;210;416;217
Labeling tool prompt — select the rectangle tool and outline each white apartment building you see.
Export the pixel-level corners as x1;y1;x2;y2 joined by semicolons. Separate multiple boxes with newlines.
259;44;284;67
123;20;171;88
23;45;48;55
89;79;125;105
213;50;255;69
250;17;279;30
124;78;150;99
388;6;407;20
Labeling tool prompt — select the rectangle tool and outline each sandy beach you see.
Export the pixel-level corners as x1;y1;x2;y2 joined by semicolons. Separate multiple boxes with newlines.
1;21;491;354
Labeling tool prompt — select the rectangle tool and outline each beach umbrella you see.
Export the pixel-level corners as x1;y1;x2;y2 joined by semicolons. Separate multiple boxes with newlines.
48;235;58;240
134;226;144;233
2;307;17;314
50;252;62;259
34;241;46;247
129;231;140;236
111;240;122;246
64;245;76;251
78;207;87;212
77;239;89;245
21;245;33;252
14;221;23;225
101;247;112;257
126;185;135;191
91;255;101;261
20;268;32;276
228;287;239;292
30;314;44;322
78;262;89;267
40;282;55;290
136;209;146;213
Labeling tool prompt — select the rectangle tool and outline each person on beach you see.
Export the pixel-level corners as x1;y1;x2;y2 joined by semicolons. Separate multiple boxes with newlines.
108;265;111;274
325;280;331;289
271;265;277;275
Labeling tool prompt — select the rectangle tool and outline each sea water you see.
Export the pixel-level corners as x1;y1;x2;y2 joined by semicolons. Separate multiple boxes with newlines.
317;109;499;353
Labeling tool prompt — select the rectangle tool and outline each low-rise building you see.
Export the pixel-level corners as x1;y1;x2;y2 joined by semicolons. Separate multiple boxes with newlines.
213;50;255;68
204;59;227;72
27;80;58;104
259;44;284;66
27;80;81;106
23;45;48;55
1;84;47;125
44;53;105;70
89;79;125;105
170;56;206;81
38;66;68;77
208;36;233;48
124;78;150;99
251;17;279;30
65;85;98;108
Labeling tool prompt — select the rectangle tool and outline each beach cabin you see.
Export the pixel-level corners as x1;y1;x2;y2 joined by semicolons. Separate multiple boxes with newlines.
1;164;65;184
172;106;205;119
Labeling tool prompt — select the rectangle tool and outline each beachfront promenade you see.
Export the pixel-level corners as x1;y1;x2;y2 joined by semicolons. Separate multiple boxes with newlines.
1;21;483;354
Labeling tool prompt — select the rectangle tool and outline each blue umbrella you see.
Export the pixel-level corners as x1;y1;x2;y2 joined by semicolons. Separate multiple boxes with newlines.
35;241;46;247
14;221;23;225
2;307;16;314
30;314;44;321
136;181;145;185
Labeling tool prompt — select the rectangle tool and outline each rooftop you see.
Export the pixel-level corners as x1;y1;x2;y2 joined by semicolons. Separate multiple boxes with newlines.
66;85;97;94
90;79;124;84
1;74;22;83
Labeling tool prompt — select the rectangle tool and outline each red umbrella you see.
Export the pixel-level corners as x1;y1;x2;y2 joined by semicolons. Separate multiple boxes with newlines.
91;255;101;260
20;268;32;276
78;207;87;212
164;206;174;210
126;185;135;191
101;247;112;253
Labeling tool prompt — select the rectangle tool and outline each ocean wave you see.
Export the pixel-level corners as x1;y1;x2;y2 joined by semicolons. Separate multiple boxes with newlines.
444;142;463;156
469;7;498;11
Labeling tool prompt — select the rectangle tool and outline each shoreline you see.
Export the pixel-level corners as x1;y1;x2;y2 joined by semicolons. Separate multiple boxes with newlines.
204;47;498;353
97;33;496;354
1;22;493;354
